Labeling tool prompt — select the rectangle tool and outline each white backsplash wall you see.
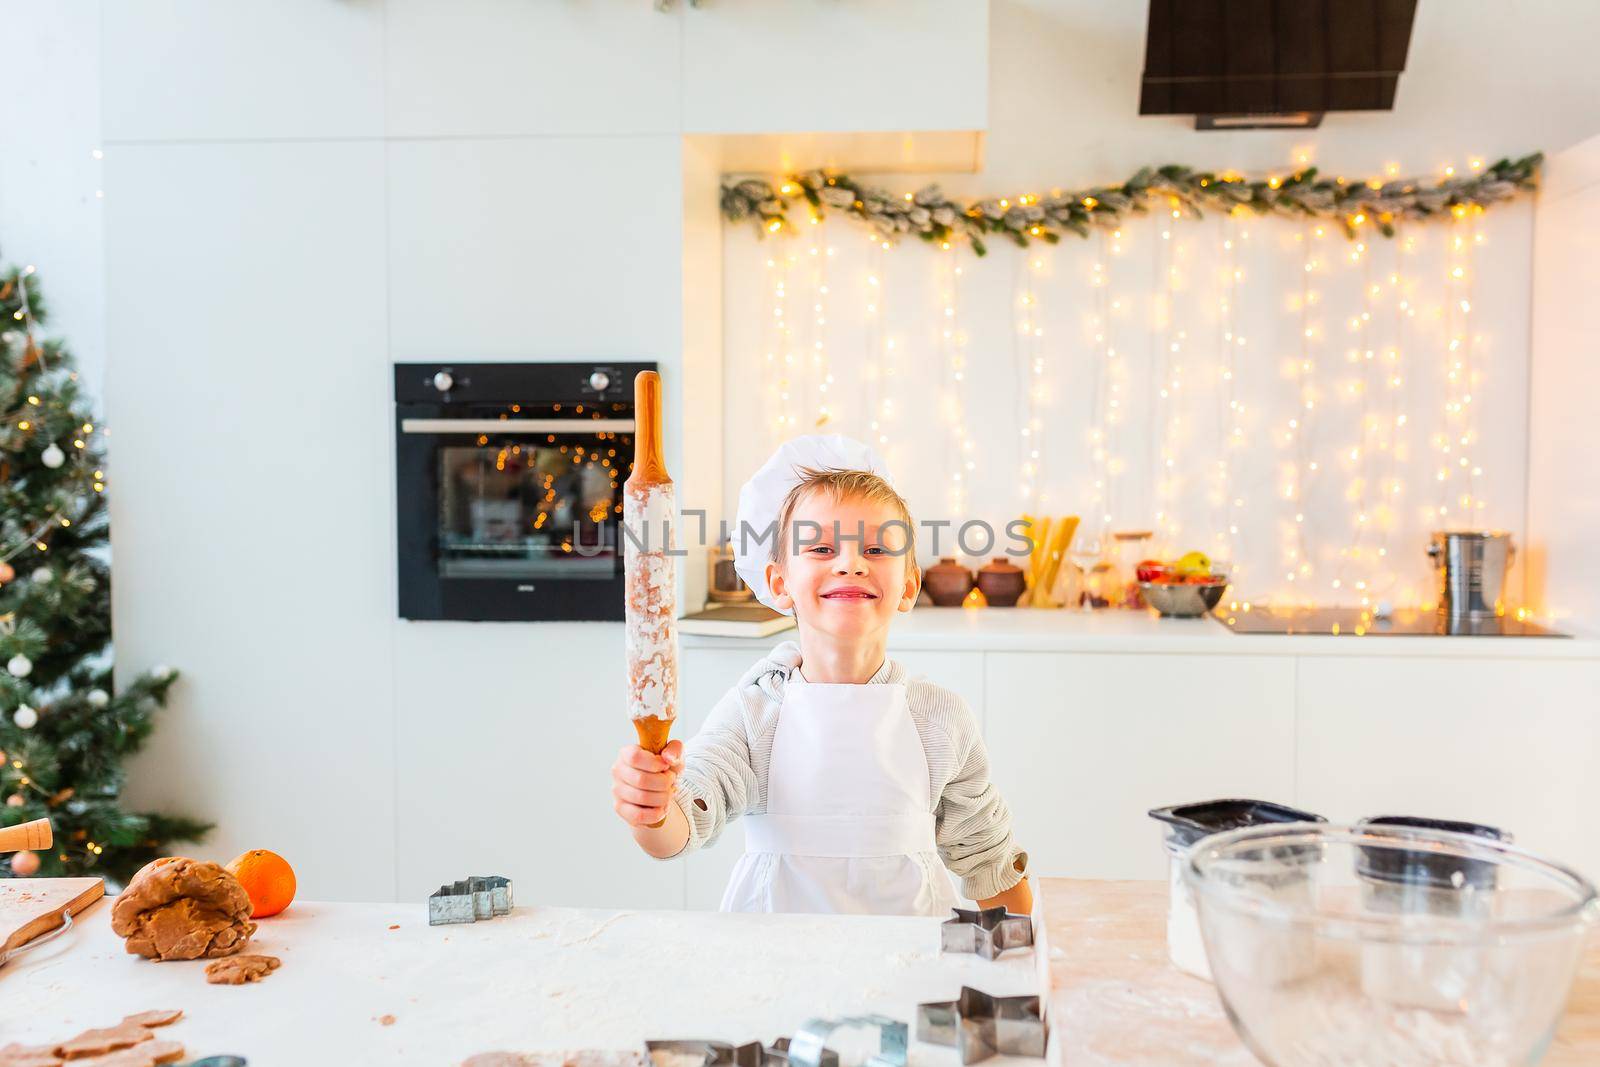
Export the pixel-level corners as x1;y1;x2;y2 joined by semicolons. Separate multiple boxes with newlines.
722;196;1534;609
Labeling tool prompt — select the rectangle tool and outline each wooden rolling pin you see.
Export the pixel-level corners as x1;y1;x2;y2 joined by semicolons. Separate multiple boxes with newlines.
0;818;51;854
623;371;678;827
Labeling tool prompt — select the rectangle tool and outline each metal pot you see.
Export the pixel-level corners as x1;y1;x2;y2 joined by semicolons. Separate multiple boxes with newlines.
1427;530;1514;622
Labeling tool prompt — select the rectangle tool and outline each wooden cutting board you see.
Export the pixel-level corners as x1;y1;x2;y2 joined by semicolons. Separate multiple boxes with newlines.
1035;878;1600;1066
1;877;104;958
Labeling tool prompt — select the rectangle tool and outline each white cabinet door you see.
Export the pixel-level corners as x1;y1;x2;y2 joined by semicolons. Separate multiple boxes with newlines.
984;652;1297;881
896;651;986;730
681;649;761;909
1296;657;1600;880
682;0;989;134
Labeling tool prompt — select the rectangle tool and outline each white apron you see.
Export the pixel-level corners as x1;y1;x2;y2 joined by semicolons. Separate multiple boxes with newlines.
719;672;961;916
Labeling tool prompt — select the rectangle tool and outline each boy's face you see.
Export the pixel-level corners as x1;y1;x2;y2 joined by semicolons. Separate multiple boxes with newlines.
764;491;919;640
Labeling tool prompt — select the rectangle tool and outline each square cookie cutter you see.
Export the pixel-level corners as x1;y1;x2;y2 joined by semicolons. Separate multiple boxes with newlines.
939;906;1034;960
917;987;1048;1063
428;875;513;925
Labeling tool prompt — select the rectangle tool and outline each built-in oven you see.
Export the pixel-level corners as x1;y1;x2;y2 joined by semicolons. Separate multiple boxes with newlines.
394;361;654;621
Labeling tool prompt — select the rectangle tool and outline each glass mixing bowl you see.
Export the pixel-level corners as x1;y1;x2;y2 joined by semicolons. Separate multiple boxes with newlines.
1185;823;1597;1067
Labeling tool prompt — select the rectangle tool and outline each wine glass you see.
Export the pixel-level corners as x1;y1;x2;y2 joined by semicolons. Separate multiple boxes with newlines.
1066;533;1104;613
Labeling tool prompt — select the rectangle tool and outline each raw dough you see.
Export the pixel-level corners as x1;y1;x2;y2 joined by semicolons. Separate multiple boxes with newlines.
54;1024;152;1060
110;858;256;961
0;1042;64;1067
462;1055;650;1067
61;1043;181;1067
5;1010;185;1067
204;953;280;985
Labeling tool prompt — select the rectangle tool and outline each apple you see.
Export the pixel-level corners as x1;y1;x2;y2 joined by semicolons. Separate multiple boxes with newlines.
1136;559;1168;583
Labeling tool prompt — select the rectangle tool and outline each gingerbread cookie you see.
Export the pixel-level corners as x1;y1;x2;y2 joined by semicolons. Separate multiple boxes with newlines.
204;953;280;985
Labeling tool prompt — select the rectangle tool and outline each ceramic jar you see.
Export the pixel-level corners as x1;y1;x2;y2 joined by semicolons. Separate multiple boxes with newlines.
976;557;1026;607
924;557;975;607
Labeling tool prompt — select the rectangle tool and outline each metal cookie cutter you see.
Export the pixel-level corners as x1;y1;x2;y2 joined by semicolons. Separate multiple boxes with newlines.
645;1040;838;1067
427;874;513;925
917;987;1048;1063
940;906;1034;960
788;1016;906;1067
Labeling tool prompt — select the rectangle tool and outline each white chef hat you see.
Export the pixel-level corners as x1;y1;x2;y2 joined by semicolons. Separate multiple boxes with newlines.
732;434;897;615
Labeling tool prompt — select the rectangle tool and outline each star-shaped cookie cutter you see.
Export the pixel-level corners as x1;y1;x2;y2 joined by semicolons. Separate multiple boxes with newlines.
787;1015;907;1067
645;1039;839;1067
916;987;1048;1063
645;1039;837;1067
427;874;513;925
939;906;1034;960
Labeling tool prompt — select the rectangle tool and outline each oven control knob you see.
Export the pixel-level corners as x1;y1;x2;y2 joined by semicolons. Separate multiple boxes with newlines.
432;370;454;393
587;370;610;393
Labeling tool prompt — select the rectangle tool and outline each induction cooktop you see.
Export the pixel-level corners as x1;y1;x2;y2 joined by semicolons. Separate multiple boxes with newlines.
1221;607;1567;638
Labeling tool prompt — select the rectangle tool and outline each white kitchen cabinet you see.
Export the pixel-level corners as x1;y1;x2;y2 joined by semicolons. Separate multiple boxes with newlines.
102;0;384;142
682;0;989;134
383;0;682;138
984;652;1298;882
1295;656;1600;880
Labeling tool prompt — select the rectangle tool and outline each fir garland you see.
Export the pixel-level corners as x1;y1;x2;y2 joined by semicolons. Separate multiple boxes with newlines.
722;153;1543;256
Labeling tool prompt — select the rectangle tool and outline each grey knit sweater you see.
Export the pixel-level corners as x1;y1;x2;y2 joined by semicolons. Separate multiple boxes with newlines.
665;640;1028;901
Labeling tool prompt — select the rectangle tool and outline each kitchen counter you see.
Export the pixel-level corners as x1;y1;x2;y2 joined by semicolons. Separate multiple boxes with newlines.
0;896;1036;1064
681;606;1600;659
1036;878;1600;1066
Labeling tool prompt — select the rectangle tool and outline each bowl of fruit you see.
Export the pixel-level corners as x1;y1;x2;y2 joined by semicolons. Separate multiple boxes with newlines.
1137;551;1229;618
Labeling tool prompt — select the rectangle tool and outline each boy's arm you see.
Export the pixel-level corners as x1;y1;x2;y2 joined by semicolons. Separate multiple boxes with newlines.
933;696;1031;904
616;684;758;860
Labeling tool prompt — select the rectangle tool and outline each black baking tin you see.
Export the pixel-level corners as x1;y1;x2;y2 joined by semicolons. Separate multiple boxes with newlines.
1355;815;1511;890
1148;798;1327;853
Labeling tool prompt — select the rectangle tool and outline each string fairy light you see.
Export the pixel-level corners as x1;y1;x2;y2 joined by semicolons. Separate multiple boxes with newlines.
1153;215;1182;553
1086;229;1129;532
1015;245;1049;509
939;250;974;517
1214;217;1249;580
806;225;834;427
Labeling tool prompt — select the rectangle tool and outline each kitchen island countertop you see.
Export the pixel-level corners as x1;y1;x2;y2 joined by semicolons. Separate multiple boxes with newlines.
0;896;1037;1064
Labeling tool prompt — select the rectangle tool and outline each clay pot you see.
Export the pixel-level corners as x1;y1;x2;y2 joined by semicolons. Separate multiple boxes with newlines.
924;557;975;607
976;557;1026;607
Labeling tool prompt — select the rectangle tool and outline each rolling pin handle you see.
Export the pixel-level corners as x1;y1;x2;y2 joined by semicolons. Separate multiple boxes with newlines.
0;818;52;854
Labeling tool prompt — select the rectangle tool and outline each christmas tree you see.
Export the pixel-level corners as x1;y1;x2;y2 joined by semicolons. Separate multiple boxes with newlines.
0;254;209;884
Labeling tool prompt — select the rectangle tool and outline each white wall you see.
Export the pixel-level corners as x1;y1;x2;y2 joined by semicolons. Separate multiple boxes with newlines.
1528;132;1600;629
0;0;105;405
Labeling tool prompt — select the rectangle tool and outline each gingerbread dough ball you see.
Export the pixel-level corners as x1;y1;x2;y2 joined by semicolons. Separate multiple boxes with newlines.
204;953;280;985
110;858;256;961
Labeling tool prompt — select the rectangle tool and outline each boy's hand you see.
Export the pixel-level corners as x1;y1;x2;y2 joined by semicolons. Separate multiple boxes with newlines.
611;740;684;828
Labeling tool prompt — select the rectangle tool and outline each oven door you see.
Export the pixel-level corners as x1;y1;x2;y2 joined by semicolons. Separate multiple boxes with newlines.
397;408;634;621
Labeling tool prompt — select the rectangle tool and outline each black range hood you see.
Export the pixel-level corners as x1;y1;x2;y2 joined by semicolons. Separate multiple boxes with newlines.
1140;0;1418;129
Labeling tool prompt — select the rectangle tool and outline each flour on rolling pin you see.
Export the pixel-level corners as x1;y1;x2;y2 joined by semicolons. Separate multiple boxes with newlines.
623;370;678;761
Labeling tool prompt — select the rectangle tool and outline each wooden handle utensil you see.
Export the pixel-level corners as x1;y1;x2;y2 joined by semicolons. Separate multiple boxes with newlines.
0;818;51;854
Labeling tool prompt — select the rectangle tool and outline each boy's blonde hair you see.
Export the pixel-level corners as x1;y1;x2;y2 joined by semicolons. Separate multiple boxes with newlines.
770;466;921;585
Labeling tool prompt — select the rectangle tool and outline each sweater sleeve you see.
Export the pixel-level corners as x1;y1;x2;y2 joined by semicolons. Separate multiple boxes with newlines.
933;694;1028;901
662;683;758;858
